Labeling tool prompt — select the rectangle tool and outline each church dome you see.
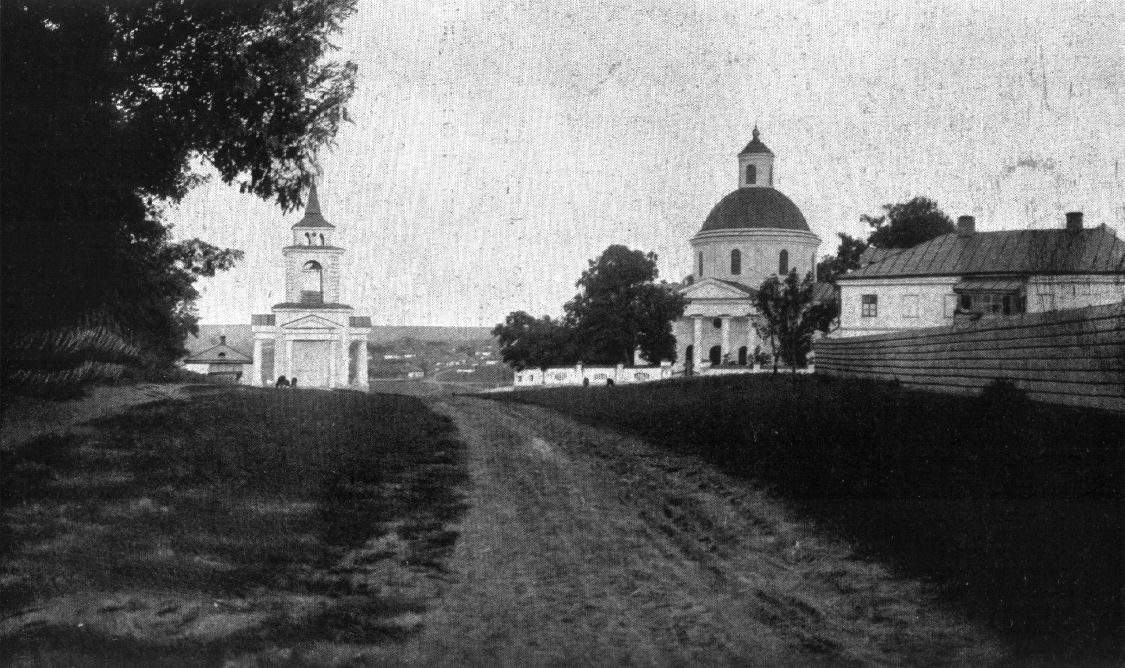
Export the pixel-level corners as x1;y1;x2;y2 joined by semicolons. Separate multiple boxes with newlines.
700;187;809;233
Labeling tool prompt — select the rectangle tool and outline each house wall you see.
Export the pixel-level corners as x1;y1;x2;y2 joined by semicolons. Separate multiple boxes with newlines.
836;274;1125;337
815;302;1125;413
1027;275;1125;312
836;277;957;337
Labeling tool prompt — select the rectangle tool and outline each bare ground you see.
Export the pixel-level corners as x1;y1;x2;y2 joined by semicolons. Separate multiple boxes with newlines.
379;397;1002;667
2;389;1003;666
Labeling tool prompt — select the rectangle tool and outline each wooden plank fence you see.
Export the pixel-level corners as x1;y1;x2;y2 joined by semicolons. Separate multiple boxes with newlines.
814;302;1125;412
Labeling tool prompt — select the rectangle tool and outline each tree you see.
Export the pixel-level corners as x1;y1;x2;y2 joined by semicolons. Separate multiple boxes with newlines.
817;196;954;284
564;245;686;365
1;1;358;380
816;233;869;283
491;311;578;371
864;196;955;250
753;271;838;374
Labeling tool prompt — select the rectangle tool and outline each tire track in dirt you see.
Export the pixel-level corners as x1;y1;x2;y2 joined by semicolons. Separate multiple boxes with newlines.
386;397;1001;667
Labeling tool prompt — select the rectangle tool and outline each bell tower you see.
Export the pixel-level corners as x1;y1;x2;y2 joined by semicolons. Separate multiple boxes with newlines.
283;180;343;305
738;126;775;188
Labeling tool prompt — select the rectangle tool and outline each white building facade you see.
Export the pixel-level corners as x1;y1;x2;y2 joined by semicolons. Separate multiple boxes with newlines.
250;181;372;388
835;213;1125;337
673;129;821;374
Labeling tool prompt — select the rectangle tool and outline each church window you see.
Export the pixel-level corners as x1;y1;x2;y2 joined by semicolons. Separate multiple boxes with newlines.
861;294;878;317
319;233;325;245
301;260;323;301
698;251;704;277
709;345;722;366
778;249;789;275
746;164;756;185
730;249;741;275
738;346;748;365
712;318;722;329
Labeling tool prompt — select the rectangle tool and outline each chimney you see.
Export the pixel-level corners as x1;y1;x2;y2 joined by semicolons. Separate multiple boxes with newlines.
1065;211;1083;232
219;335;227;345
957;215;975;237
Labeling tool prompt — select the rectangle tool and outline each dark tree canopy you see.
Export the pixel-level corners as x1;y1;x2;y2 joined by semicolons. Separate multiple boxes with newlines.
864;196;955;250
491;311;578;372
564;245;686;365
816;232;869;283
494;245;685;370
753;271;837;373
1;1;358;382
817;196;954;283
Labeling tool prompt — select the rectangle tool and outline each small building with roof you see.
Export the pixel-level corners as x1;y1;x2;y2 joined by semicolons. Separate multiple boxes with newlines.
182;335;253;384
248;180;372;388
834;212;1125;337
673;128;821;373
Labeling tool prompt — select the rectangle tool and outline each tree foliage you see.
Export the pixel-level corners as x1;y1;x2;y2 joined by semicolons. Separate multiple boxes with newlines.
491;311;578;371
816;233;870;283
864;196;955;250
753;271;837;373
817;196;954;283
494;246;686;369
564;245;686;365
1;1;358;376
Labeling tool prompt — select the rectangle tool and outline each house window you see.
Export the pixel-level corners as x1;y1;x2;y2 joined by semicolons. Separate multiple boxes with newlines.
903;294;919;318
960;292;1025;316
698;251;704;277
778;249;789;275
746;164;756;185
730;249;742;275
861;294;878;317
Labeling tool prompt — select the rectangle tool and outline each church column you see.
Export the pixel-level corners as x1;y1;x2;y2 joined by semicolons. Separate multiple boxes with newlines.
252;337;264;386
745;316;758;367
340;326;349;387
328;339;338;388
357;336;369;387
692;316;703;369
284;336;294;378
720;316;731;363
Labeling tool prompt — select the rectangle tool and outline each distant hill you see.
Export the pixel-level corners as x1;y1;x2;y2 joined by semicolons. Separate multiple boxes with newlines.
186;324;494;356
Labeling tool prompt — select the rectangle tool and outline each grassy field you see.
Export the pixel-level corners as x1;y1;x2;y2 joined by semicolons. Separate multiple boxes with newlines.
496;375;1124;664
1;387;466;667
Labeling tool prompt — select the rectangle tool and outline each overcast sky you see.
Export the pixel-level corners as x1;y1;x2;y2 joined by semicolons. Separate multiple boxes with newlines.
167;0;1125;327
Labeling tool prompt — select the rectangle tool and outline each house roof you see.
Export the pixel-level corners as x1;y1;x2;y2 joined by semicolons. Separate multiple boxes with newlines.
840;226;1125;280
184;341;252;364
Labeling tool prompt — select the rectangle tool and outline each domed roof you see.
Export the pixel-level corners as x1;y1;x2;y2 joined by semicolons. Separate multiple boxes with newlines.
700;187;809;233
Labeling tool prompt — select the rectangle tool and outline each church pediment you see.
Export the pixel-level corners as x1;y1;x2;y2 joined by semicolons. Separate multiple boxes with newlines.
279;314;343;330
681;278;754;300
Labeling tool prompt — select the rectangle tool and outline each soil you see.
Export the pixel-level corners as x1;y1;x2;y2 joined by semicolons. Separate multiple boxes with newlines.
380;397;1001;666
2;389;1003;666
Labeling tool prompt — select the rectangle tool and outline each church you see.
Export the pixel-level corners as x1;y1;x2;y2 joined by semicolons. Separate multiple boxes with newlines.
672;128;821;374
248;181;372;388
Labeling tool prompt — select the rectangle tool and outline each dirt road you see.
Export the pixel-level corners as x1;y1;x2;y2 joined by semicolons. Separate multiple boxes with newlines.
389;396;1001;666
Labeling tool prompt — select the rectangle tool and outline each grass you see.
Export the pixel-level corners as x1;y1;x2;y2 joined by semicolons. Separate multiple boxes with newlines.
1;387;467;666
495;374;1124;664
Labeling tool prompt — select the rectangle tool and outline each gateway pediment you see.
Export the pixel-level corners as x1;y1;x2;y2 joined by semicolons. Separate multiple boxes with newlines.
681;279;753;300
280;314;342;330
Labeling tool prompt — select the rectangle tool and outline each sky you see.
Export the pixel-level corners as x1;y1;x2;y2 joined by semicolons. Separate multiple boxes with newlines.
167;0;1125;327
